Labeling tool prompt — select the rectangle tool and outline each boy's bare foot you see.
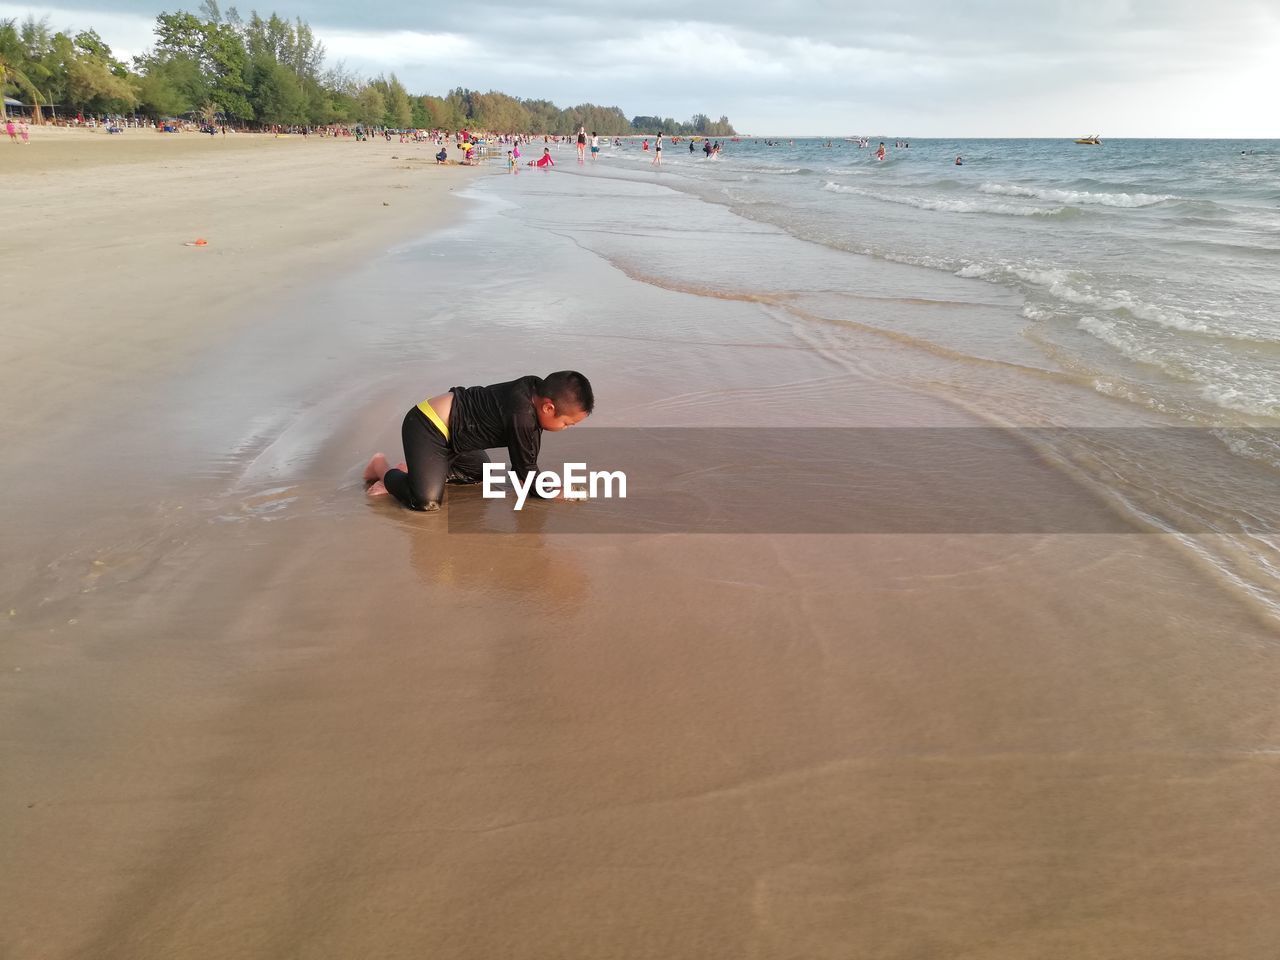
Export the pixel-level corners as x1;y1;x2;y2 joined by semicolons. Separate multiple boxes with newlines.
363;453;390;484
367;480;389;496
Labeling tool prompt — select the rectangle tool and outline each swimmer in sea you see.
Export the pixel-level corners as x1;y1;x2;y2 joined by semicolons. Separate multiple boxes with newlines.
876;142;886;161
955;155;963;165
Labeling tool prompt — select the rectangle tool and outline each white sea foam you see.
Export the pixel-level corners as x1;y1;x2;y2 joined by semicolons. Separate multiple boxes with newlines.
954;259;1274;342
1077;316;1162;365
1212;429;1280;470
1200;382;1280;418
822;182;1063;217
1079;320;1280;417
979;183;1178;207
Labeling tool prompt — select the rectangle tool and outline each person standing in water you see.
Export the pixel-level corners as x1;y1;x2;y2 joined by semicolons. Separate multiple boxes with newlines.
876;141;886;161
653;131;663;166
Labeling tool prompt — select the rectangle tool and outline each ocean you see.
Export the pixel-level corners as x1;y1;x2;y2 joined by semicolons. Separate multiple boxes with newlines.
470;137;1280;616
564;137;1280;424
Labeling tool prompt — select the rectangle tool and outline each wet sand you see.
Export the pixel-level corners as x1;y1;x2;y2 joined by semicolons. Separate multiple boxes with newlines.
2;139;1279;959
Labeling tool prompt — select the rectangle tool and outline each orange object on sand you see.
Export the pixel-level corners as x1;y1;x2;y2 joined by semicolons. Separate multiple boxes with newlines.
184;238;209;246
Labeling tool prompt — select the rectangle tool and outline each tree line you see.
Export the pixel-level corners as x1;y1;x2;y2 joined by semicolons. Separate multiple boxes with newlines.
0;3;737;135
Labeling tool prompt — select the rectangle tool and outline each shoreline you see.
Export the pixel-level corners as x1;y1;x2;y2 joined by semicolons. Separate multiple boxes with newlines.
3;138;1279;959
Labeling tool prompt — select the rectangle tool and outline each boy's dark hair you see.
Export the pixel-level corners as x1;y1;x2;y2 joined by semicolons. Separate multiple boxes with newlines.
542;371;594;413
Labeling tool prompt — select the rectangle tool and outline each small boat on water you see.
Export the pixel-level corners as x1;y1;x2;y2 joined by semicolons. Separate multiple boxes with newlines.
1075;135;1102;145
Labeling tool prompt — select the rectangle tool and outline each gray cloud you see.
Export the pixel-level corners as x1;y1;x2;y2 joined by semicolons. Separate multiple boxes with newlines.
4;0;1277;133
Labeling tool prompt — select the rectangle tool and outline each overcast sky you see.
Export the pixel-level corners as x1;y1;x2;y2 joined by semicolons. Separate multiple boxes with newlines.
3;0;1277;135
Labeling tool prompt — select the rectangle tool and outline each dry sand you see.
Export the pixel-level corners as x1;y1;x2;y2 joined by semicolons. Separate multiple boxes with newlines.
1;126;479;450
2;129;1279;960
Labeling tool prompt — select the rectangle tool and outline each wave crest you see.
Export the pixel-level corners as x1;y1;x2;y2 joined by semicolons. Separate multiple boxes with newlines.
980;182;1178;207
822;182;1065;217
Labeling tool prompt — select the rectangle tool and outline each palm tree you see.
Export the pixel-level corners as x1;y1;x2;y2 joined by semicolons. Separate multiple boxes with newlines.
0;18;44;123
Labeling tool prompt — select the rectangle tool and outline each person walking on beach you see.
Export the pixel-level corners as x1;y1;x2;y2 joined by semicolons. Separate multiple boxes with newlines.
19;121;29;145
5;119;16;143
363;371;594;511
653;131;663;166
576;125;587;162
590;131;600;160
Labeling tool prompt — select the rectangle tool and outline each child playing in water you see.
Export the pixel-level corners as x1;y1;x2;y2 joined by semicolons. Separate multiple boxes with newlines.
363;371;594;511
529;147;554;168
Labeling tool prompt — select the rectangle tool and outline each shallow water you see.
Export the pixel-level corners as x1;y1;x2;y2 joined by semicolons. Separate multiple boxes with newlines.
566;137;1280;425
479;158;1280;618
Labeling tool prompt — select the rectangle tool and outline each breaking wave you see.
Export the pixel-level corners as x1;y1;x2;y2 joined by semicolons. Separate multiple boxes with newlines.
822;182;1065;217
979;182;1178;207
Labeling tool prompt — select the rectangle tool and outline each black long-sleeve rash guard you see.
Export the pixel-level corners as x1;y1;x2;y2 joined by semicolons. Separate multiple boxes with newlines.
448;376;544;481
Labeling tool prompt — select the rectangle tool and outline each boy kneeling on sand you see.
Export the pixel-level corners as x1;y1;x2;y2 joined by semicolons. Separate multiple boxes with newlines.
364;372;593;511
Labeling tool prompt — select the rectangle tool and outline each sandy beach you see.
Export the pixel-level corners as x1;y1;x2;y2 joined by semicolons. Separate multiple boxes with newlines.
2;131;1278;960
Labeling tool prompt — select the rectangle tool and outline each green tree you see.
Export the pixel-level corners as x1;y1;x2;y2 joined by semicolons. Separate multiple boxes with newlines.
138;10;251;119
0;18;45;122
58;30;137;113
135;56;200;116
385;72;412;127
354;84;385;126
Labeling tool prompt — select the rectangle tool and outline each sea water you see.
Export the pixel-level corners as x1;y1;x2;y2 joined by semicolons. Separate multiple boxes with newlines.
472;138;1280;616
556;137;1280;424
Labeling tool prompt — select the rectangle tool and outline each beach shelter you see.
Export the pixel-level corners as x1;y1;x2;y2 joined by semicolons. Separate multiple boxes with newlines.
3;96;55;120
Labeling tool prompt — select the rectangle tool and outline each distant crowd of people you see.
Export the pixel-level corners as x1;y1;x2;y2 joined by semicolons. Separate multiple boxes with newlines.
3;113;744;169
